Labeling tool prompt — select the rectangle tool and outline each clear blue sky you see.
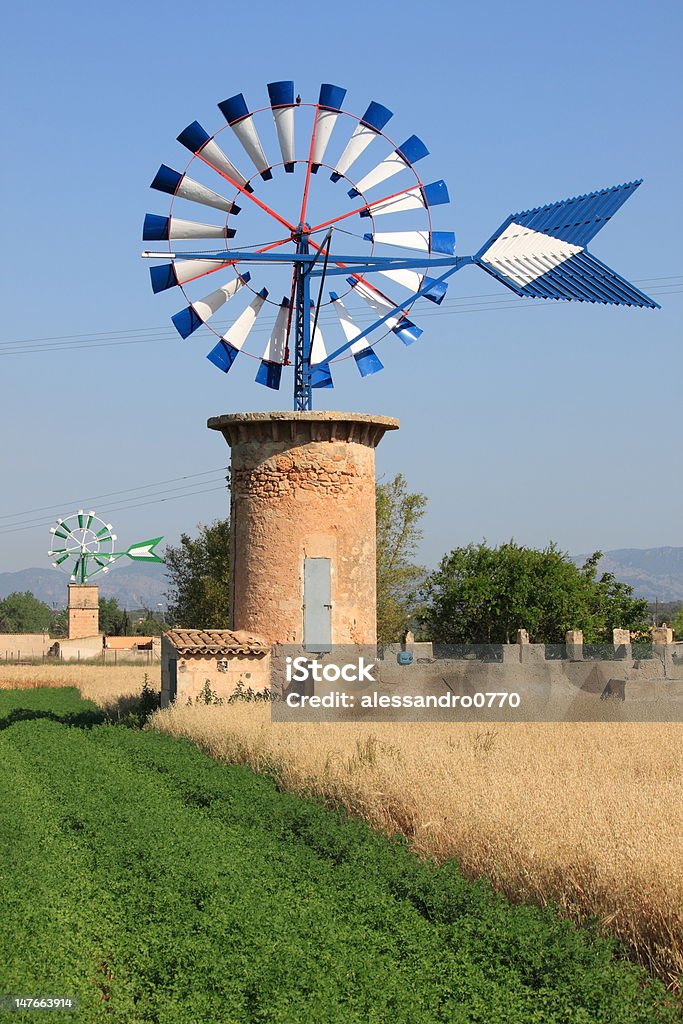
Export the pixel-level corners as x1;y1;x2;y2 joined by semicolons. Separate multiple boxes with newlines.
1;0;681;574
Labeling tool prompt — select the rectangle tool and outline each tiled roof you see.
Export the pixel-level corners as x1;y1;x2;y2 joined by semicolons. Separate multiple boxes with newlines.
164;628;269;656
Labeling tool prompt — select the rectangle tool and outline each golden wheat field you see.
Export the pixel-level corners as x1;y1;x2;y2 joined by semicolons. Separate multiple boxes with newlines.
152;702;683;989
0;663;158;705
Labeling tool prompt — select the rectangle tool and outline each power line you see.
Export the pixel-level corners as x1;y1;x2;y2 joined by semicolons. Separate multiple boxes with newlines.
1;286;680;358
0;480;230;537
0;468;227;523
1;275;680;352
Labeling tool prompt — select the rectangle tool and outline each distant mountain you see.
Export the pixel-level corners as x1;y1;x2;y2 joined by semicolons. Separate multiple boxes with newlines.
572;547;683;602
0;564;168;610
2;547;682;609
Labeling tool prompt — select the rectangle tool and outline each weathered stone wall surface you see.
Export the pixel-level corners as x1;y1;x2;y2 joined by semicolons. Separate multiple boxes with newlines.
160;647;271;708
208;412;399;645
0;634;52;658
67;584;99;640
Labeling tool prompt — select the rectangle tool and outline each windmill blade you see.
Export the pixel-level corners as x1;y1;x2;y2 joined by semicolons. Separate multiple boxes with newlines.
330;292;383;377
311;83;347;172
207;287;269;372
267;81;296;172
348;135;428;198
256;298;289;389
359;180;450;217
363;230;456;255
330;101;393;182
171;273;251;339
377;269;448;305
348;278;422;345
177;121;253;192
476;182;658;307
151;165;239;214
143;215;236;241
218;93;272;180
150;258;237;294
309;304;333;388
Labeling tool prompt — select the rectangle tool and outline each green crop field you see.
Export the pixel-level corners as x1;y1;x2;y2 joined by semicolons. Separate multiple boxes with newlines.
0;688;678;1024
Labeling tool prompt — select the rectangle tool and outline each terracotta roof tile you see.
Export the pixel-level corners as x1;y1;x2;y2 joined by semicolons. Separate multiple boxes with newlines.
164;628;269;656
105;636;155;649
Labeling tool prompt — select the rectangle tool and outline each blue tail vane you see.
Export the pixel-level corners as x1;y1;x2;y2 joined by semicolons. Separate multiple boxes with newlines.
475;182;658;308
512;180;643;247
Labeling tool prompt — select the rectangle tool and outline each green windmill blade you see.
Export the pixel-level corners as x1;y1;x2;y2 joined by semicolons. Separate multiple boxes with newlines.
48;511;164;584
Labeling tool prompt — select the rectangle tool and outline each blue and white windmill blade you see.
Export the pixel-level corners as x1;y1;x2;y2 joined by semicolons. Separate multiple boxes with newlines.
177;122;253;192
143;215;236;241
171;273;251;339
256;298;289;389
151;165;239;214
218;93;272;180
359;181;450;218
208;288;269;372
310;308;333;388
267;81;296;172
330;101;392;181
150;257;238;293
311;84;347;172
330;292;383;377
348;135;428;198
364;231;456;255
349;278;422;346
377;268;448;305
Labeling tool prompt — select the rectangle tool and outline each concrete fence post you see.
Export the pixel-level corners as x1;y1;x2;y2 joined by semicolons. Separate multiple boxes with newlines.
612;628;632;660
565;629;584;661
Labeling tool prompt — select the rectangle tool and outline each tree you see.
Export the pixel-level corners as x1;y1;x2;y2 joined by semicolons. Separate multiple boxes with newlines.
98;597;127;636
375;474;428;642
420;541;650;644
165;519;231;629
672;606;683;640
133;611;168;636
0;592;53;633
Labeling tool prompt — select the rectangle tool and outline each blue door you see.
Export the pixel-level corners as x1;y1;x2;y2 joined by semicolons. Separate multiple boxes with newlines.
304;557;332;652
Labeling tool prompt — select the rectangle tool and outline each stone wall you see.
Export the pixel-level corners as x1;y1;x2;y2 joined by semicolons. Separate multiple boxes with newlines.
0;634;52;659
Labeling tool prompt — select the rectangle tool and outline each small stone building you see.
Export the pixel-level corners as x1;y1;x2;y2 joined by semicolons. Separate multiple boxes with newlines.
161;629;270;707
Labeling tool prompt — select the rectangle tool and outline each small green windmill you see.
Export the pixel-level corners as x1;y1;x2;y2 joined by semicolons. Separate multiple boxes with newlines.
48;510;164;583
